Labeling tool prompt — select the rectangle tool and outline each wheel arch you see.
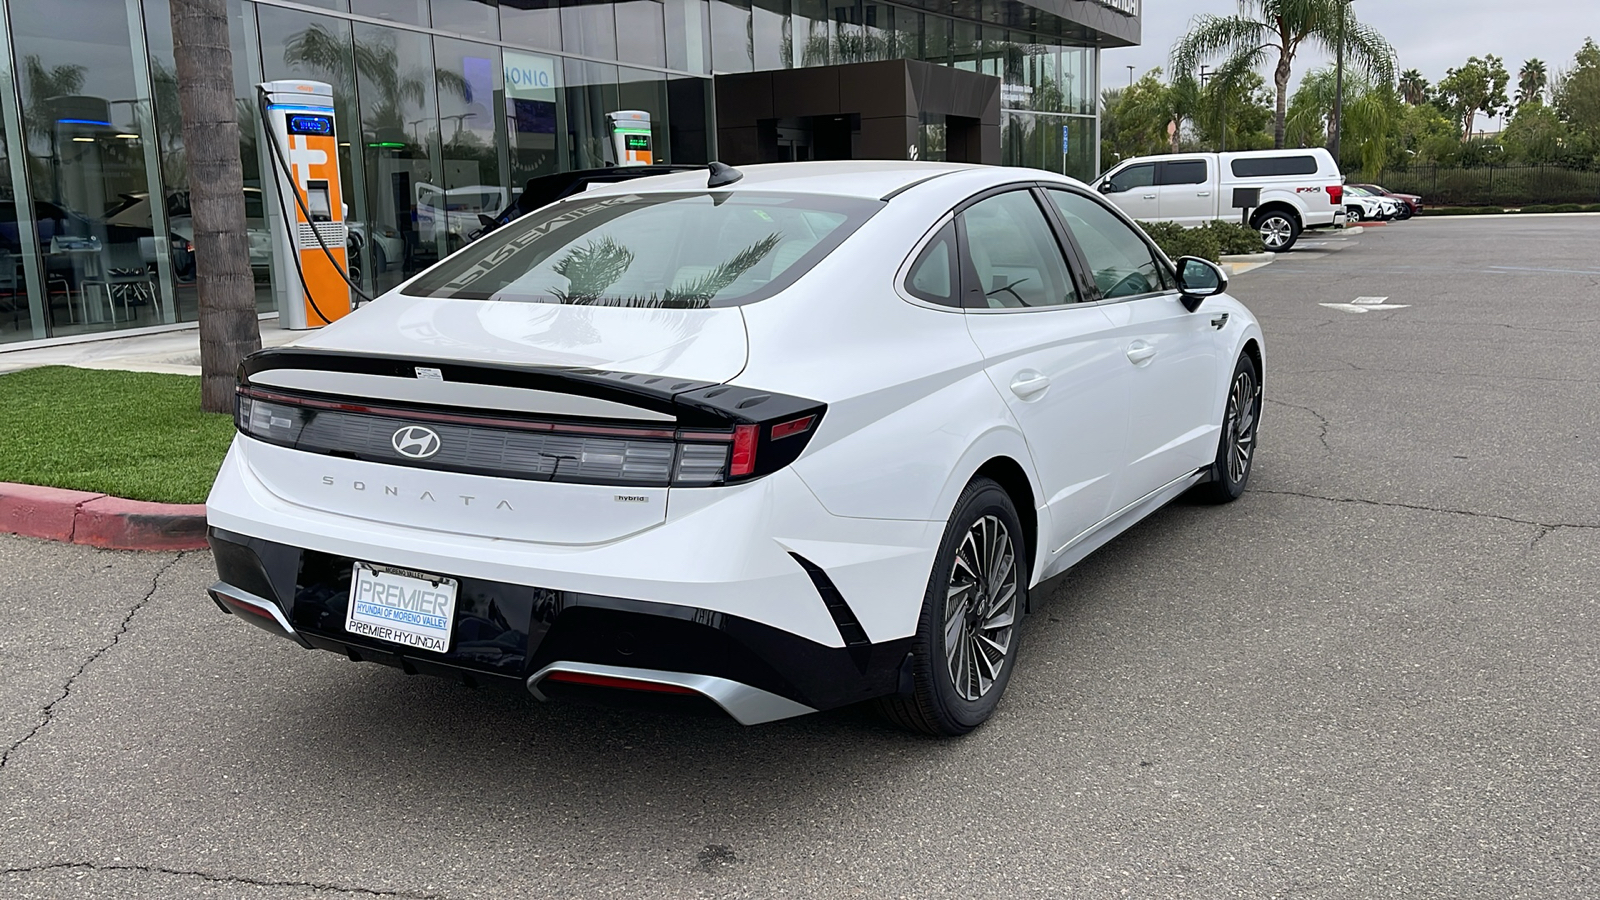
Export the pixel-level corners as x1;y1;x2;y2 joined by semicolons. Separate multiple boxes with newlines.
1251;201;1303;229
969;455;1038;592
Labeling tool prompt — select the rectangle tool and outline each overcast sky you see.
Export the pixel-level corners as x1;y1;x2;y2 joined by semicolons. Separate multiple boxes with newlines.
1105;1;1594;95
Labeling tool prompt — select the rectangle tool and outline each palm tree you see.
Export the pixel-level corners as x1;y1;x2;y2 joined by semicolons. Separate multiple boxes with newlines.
170;0;259;412
1172;0;1395;148
1517;58;1548;107
1398;68;1429;105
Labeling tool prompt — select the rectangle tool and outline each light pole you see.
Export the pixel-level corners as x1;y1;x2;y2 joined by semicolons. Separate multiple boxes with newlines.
1127;65;1135;87
1199;67;1226;153
1331;0;1353;168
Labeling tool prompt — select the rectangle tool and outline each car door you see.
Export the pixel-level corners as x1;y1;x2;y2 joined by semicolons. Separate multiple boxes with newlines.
951;187;1129;554
1043;187;1222;512
1098;163;1159;222
1154;159;1214;227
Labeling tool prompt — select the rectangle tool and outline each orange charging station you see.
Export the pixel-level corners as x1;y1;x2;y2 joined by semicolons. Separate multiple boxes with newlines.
259;80;352;329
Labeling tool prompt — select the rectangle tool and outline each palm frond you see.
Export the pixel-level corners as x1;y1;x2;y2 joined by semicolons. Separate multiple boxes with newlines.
1172;14;1270;73
664;234;783;305
550;237;635;304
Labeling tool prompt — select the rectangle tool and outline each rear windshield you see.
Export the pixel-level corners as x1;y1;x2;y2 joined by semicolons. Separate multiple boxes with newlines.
1230;156;1320;178
404;191;882;308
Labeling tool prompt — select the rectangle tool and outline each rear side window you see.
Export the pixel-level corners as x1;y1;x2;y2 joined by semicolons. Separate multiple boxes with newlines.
1231;156;1319;177
905;220;958;307
1159;160;1208;185
405;191;881;308
959;191;1079;309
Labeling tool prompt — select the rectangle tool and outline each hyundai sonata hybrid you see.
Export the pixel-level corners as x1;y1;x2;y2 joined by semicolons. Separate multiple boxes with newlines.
206;160;1264;736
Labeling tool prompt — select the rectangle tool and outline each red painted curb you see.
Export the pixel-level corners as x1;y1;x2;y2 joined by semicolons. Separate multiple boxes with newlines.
0;482;207;552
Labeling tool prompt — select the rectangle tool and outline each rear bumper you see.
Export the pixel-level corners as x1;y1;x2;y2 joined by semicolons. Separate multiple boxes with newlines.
208;526;916;721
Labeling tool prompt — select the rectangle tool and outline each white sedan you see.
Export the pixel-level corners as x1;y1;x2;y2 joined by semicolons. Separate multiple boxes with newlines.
206;161;1265;736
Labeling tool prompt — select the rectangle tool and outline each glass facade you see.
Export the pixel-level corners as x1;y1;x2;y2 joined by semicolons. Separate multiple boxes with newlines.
0;0;1115;346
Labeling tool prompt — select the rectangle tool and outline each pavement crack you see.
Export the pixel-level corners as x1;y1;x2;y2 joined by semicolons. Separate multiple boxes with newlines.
1264;398;1332;457
1254;489;1600;531
1;862;452;898
0;552;187;772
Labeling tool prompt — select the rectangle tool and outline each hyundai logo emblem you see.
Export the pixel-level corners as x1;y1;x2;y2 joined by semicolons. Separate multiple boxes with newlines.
392;425;441;459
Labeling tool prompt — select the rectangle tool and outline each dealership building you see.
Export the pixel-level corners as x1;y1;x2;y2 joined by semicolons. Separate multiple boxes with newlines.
0;0;1138;347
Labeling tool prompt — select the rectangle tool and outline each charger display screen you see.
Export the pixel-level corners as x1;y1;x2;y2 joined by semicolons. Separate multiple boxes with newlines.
287;115;333;136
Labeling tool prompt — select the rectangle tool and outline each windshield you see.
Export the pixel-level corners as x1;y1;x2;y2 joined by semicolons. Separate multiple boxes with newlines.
405;191;882;308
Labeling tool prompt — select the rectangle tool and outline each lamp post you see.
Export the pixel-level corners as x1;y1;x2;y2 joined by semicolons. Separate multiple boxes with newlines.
1199;66;1228;153
1127;65;1135;87
1331;0;1353;168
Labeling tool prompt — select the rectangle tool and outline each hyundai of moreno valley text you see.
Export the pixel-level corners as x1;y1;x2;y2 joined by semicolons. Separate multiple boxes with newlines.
206;161;1265;735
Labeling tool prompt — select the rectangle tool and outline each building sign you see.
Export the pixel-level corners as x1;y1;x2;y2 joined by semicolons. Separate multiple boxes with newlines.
503;51;557;103
1095;0;1138;15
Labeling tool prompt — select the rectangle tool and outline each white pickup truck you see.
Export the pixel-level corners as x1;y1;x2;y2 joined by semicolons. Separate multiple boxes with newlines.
1095;148;1347;252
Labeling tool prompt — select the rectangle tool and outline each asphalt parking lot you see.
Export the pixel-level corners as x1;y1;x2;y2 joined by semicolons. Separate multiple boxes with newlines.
3;215;1598;899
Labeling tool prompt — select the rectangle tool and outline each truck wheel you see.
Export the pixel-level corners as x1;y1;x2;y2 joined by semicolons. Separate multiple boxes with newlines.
1254;210;1300;252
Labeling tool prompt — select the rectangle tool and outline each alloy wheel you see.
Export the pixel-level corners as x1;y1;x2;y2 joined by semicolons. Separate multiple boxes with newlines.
1259;217;1293;250
944;515;1018;701
1224;369;1258;484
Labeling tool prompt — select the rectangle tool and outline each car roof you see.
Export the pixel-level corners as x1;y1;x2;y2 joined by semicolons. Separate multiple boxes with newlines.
581;160;981;200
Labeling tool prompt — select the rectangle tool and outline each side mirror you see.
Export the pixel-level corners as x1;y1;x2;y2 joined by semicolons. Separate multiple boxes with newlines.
1175;256;1228;311
1099;181;1117;194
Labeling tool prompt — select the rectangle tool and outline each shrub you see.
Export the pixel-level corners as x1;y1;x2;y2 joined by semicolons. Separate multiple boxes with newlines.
1137;220;1221;262
1200;220;1266;255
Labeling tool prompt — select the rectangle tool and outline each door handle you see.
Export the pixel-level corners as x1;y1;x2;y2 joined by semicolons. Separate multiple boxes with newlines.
1141;194;1157;200
1009;371;1050;399
1126;341;1157;365
1197;191;1212;197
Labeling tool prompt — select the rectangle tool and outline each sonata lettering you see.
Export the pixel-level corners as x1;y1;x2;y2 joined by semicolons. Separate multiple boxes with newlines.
320;477;514;510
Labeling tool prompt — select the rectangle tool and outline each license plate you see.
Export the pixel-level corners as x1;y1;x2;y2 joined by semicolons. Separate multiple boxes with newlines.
346;562;458;653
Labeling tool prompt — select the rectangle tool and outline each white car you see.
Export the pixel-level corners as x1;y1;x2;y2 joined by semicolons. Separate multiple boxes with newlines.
1343;185;1400;223
206;161;1265;736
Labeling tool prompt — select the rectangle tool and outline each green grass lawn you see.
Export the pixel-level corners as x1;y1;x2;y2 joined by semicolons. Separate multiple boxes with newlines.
0;366;236;504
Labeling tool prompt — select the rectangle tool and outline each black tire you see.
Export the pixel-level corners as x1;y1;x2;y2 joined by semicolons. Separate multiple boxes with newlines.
1192;353;1262;504
1346;205;1364;223
880;477;1027;736
1253;209;1301;252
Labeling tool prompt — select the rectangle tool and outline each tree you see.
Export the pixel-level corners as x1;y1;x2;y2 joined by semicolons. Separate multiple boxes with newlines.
1516;58;1548;107
171;0;258;412
1172;0;1395;149
1104;70;1191;160
1194;69;1275;151
1398;68;1430;105
1503;103;1572;163
1436;55;1510;140
1283;66;1398;176
1553;38;1600;165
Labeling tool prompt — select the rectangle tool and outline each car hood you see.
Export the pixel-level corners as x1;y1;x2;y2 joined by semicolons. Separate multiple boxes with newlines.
291;292;750;383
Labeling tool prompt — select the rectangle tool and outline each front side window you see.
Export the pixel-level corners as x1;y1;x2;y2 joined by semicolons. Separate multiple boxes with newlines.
1107;163;1155;193
1045;189;1167;300
405;191;881;307
959;191;1079;309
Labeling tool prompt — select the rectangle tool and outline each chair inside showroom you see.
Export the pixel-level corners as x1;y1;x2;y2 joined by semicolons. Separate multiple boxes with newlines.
81;239;155;323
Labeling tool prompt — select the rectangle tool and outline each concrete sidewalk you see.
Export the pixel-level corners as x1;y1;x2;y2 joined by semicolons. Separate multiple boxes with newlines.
0;319;302;376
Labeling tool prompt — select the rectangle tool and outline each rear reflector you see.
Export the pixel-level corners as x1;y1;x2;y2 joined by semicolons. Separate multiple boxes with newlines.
544;671;697;695
729;424;759;477
770;415;816;440
211;589;276;620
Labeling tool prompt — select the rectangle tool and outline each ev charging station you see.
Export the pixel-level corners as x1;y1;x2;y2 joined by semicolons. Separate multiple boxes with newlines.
258;80;353;329
605;110;654;166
